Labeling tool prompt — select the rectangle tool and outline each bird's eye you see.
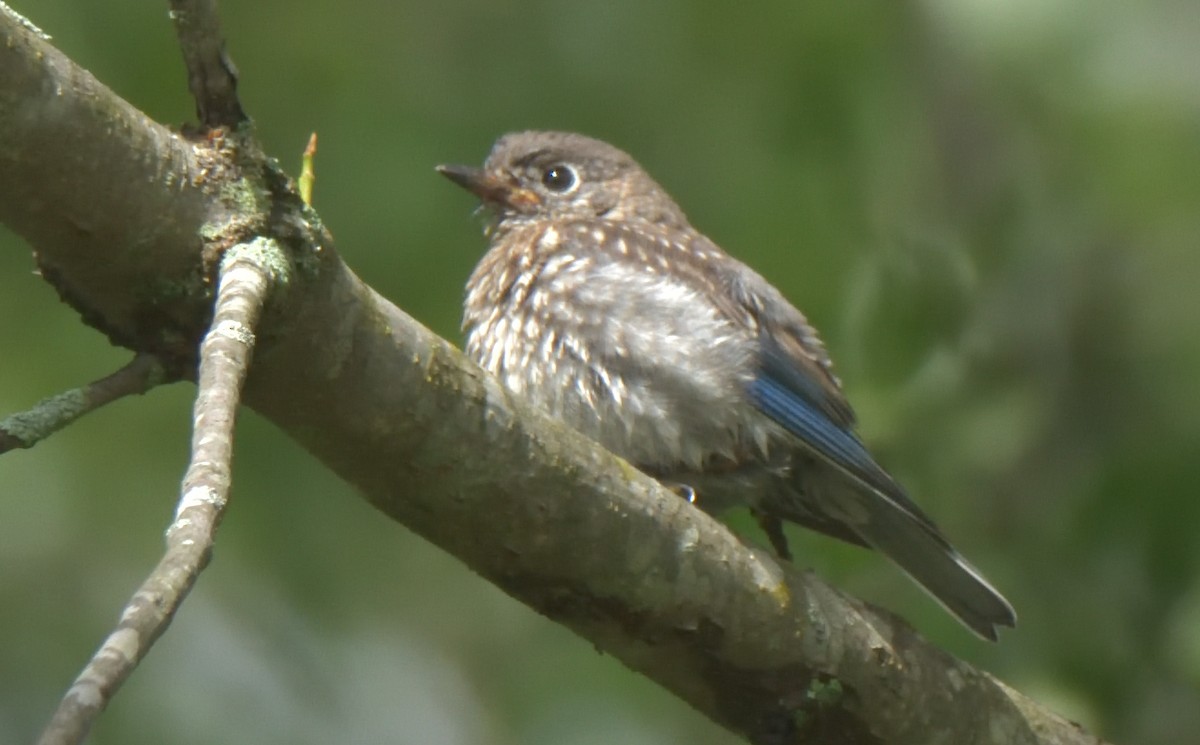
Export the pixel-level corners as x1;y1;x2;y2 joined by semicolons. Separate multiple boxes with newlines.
541;164;578;193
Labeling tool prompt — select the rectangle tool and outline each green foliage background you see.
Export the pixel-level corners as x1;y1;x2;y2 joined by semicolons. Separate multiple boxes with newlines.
2;1;1198;743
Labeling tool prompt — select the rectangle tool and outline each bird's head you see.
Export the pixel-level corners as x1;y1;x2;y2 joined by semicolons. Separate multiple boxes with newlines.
438;131;689;229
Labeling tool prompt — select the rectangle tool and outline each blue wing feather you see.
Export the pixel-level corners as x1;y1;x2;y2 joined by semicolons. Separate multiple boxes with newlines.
748;374;880;487
749;336;938;528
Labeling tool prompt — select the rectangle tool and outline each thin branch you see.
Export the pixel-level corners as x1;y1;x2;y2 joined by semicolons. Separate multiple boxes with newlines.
36;245;275;745
0;354;168;454
167;0;246;128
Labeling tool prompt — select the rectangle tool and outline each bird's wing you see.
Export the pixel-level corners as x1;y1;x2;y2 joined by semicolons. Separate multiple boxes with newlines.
679;237;1015;638
601;226;928;527
712;259;942;531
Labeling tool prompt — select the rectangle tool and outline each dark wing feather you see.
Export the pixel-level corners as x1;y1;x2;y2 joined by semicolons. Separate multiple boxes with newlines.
729;268;1017;639
720;266;943;532
612;225;1015;639
750;335;932;515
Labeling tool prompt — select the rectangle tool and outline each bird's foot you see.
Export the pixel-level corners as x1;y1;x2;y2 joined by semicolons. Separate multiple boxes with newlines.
752;510;793;562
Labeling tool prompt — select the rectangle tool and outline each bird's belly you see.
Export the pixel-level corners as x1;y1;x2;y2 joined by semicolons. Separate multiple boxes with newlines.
465;246;784;473
468;316;769;472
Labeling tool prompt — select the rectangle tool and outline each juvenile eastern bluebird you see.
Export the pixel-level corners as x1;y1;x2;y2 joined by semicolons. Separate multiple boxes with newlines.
438;131;1016;640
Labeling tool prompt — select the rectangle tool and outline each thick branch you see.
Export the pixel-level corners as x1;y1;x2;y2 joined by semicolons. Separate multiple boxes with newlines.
0;3;248;360
0;10;1102;745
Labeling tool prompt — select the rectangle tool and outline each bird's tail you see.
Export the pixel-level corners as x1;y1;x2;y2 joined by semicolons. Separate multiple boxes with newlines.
849;494;1017;641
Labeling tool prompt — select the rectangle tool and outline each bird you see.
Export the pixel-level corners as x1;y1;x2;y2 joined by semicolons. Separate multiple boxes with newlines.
437;130;1016;640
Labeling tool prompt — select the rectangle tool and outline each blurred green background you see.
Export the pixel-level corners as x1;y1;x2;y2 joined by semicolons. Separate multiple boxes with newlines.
2;1;1198;743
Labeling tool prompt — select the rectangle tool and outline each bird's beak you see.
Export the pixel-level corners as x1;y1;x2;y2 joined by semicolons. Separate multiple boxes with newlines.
436;164;541;211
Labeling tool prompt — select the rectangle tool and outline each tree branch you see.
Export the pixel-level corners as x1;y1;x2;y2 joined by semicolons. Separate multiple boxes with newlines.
0;2;237;361
0;353;168;453
36;245;275;745
0;8;1104;745
167;0;246;129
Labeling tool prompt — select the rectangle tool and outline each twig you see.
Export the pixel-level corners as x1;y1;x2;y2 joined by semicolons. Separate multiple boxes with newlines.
167;0;246;128
299;132;317;206
0;354;168;454
36;244;275;745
